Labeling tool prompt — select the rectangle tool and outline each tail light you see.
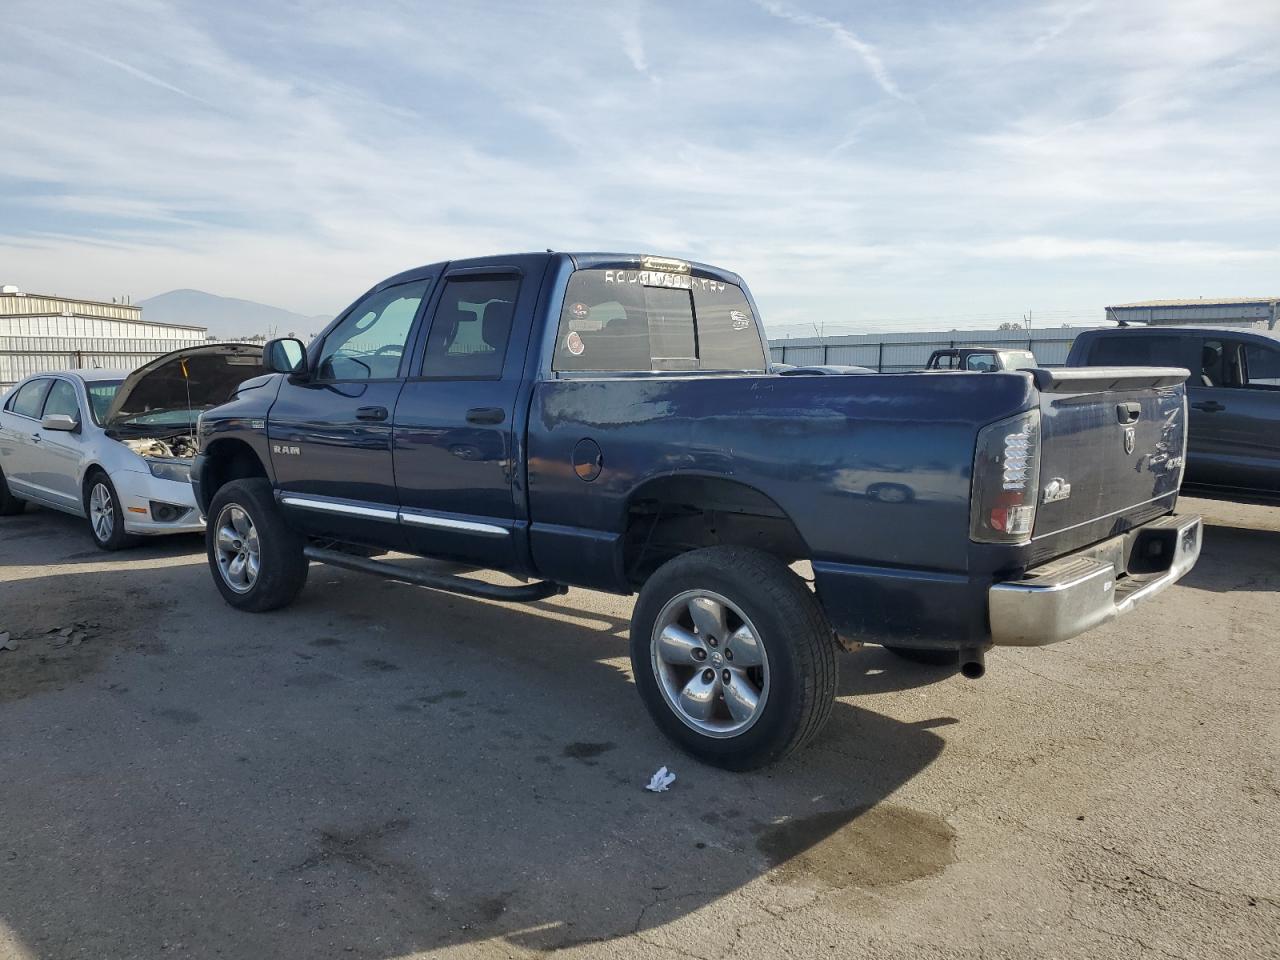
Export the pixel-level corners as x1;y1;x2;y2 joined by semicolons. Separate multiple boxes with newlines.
971;409;1041;543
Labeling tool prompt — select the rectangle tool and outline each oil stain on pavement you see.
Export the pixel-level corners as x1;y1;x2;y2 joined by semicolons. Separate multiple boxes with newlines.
756;804;956;889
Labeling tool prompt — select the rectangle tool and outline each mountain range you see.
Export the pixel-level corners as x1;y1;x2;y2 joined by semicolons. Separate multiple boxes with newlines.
137;289;333;340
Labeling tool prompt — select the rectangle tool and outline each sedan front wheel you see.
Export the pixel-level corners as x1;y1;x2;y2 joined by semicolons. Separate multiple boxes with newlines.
85;472;139;551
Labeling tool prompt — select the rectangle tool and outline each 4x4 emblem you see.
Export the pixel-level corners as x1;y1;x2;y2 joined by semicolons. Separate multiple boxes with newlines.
1123;427;1136;456
1043;478;1072;504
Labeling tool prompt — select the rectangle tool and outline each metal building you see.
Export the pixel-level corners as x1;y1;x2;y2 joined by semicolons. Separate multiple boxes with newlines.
1;285;208;393
1105;297;1279;329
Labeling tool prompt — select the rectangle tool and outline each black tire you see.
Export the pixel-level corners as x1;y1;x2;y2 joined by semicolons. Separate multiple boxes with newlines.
206;478;308;612
630;546;838;771
0;465;26;516
882;645;957;667
84;471;141;551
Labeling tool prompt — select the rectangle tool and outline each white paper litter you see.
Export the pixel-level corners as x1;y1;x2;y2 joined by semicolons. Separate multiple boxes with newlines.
645;766;676;793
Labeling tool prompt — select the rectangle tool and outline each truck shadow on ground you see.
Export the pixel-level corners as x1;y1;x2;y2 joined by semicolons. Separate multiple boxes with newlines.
1180;520;1280;594
0;556;952;959
514;594;958;698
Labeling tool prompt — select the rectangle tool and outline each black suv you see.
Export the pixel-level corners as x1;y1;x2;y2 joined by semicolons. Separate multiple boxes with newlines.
1068;326;1280;501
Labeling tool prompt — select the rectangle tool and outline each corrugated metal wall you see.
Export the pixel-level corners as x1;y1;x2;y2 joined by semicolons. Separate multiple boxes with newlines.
768;327;1096;371
0;336;208;393
0;314;201;340
0;294;144;323
1109;303;1276;326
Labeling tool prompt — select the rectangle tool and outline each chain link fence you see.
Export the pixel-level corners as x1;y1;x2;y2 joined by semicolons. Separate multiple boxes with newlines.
767;328;1095;372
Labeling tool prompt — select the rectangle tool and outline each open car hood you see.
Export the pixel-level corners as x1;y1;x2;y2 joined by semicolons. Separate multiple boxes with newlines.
105;342;266;428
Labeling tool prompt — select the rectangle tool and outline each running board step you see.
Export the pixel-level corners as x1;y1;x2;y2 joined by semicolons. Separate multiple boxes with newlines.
302;546;567;602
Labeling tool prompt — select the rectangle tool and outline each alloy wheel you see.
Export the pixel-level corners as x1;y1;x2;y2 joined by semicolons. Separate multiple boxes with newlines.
650;589;770;738
89;482;114;543
214;504;261;594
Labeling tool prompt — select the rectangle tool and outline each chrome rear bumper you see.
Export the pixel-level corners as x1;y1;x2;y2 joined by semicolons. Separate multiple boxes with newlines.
989;513;1202;646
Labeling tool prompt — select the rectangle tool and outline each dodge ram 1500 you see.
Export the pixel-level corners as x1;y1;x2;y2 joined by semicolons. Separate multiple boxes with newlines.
192;252;1202;769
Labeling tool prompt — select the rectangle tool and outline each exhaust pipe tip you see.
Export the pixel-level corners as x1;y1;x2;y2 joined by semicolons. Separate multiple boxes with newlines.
959;647;986;680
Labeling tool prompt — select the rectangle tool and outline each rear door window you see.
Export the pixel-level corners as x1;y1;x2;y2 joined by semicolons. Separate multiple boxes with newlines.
1199;339;1245;387
1088;335;1184;366
421;276;520;379
553;268;766;372
7;378;51;419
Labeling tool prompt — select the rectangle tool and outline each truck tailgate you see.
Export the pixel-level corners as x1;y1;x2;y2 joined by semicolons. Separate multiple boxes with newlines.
1029;367;1189;553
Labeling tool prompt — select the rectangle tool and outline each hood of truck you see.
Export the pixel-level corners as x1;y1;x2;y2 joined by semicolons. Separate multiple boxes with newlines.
104;342;266;428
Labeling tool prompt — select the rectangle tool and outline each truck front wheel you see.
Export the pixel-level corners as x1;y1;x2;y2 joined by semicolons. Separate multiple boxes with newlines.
630;547;838;771
206;478;308;612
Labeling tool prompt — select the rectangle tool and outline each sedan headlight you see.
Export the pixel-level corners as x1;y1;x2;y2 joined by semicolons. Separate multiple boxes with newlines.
147;458;192;483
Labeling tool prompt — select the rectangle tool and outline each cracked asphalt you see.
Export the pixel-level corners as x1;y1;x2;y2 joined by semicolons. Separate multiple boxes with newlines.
1;494;1277;959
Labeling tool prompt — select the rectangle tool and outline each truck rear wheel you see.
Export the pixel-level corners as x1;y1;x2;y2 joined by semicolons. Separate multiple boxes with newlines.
206;478;308;612
630;546;837;771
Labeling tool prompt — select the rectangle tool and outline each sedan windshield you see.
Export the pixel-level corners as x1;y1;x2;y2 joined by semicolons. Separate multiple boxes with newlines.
113;408;204;429
87;381;123;426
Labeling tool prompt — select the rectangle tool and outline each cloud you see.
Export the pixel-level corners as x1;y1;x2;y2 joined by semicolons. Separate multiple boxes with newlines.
753;0;907;100
12;23;212;106
0;0;1278;333
615;3;655;82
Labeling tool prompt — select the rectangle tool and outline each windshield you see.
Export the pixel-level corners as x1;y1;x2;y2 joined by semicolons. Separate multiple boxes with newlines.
113;408;204;428
552;268;767;373
998;351;1037;369
87;381;123;426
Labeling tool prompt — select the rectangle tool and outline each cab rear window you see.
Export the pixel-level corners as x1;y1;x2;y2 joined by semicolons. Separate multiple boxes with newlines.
552;268;767;373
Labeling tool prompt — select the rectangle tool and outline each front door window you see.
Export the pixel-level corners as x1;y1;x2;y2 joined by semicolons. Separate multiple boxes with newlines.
315;280;432;381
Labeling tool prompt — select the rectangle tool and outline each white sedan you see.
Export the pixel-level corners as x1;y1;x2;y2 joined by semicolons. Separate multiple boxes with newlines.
0;344;265;550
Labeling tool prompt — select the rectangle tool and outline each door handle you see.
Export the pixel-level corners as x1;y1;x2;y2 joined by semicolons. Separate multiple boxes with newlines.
355;406;388;422
1191;401;1225;413
30;434;42;443
466;407;506;425
1116;401;1142;424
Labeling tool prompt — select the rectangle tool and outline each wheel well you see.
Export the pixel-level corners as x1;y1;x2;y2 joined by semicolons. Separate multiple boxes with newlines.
622;476;809;586
203;438;268;504
81;465;107;501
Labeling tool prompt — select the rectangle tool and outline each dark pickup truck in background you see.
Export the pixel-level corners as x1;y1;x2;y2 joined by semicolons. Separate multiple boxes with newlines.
191;252;1202;769
1068;326;1280;501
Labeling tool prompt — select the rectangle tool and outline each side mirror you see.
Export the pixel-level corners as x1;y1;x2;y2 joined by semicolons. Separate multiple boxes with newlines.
41;413;79;432
264;337;307;375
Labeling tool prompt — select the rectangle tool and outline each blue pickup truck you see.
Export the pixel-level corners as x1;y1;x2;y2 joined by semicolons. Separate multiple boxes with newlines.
192;252;1202;769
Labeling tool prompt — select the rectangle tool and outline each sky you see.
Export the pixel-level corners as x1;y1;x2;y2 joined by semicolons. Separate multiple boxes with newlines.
2;0;1279;335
